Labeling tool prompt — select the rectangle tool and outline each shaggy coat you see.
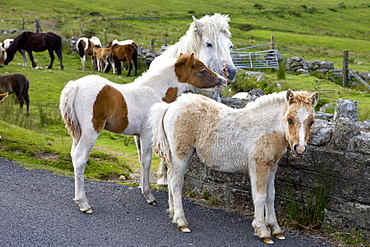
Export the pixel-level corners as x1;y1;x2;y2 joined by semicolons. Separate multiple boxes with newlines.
149;90;318;243
60;53;226;213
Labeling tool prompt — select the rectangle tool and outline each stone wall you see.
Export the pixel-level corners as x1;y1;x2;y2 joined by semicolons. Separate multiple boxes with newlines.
286;56;370;83
183;94;370;237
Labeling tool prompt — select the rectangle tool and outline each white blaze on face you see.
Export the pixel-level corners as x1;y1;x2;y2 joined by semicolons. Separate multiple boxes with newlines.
297;107;310;152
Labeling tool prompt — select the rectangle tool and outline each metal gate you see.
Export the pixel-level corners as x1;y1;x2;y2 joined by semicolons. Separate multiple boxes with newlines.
231;48;279;70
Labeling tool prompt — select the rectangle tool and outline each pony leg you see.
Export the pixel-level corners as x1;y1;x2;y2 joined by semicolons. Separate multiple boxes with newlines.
112;62;116;75
15;94;25;112
137;134;157;204
250;167;272;241
168;156;190;231
81;56;86;72
126;60;132;77
156;158;168;187
71;132;99;213
265;169;284;239
27;51;37;68
47;49;55;69
19;50;28;66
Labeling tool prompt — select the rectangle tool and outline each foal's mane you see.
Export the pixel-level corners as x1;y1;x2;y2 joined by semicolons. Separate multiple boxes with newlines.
165;13;231;57
245;91;287;112
245;90;315;113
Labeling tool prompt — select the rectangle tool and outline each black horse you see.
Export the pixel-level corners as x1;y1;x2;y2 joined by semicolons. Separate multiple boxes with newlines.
4;31;64;70
0;73;30;115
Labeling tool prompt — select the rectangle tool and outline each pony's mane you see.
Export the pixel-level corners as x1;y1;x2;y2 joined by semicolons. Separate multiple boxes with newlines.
165;13;231;57
245;90;315;112
245;91;287;112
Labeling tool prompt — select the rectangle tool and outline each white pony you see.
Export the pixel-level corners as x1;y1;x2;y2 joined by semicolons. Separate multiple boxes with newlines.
150;13;236;83
149;90;318;244
150;13;237;187
2;39;28;66
60;53;226;213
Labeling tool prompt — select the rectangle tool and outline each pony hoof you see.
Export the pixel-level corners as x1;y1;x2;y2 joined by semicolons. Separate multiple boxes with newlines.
179;226;191;233
83;208;93;214
275;233;285;240
262;238;274;244
149;200;158;206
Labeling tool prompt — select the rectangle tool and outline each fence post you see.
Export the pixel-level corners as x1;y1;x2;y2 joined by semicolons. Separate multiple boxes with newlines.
270;34;275;50
342;50;349;87
103;29;107;44
150;39;155;53
22;18;25;30
163;39;167;47
34;19;42;33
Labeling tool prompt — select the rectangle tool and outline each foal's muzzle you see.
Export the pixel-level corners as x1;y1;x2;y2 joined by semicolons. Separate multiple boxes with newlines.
292;144;307;158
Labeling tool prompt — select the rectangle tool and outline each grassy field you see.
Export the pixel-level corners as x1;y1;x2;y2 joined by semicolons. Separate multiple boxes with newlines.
0;1;369;244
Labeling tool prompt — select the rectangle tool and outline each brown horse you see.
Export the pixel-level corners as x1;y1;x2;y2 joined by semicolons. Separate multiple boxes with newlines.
0;74;30;115
92;46;113;73
4;31;63;70
108;43;138;76
76;37;101;71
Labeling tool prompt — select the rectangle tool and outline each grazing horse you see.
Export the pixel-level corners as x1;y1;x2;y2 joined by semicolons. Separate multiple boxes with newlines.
76;37;102;71
92;46;112;73
109;43;138;76
0;74;30;115
150;13;237;187
4;31;63;70
59;52;226;213
2;39;28;66
149;90;318;243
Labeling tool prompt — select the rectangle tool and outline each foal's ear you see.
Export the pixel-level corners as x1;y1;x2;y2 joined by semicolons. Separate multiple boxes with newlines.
310;92;319;106
188;52;196;65
286;89;295;104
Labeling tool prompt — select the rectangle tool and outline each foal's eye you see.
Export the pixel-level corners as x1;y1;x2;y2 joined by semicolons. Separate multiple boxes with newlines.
287;118;293;124
206;43;213;48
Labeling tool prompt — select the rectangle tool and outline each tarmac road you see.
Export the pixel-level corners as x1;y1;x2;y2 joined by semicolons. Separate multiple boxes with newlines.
0;159;334;246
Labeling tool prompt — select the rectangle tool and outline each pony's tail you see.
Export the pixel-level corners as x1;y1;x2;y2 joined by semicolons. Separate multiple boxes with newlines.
77;40;85;58
59;80;81;142
149;102;172;163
